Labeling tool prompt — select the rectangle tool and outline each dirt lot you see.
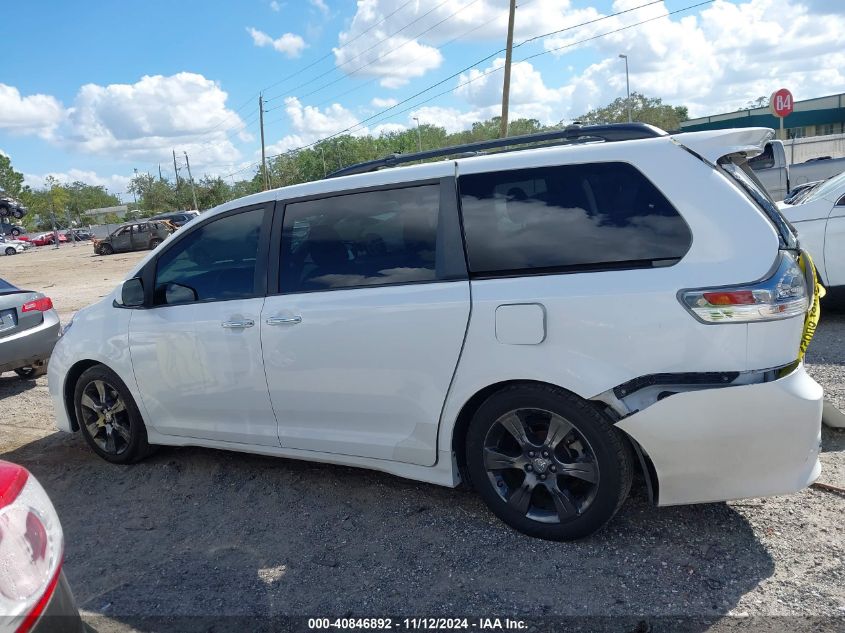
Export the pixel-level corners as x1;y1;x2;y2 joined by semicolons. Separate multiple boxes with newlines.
1;245;843;631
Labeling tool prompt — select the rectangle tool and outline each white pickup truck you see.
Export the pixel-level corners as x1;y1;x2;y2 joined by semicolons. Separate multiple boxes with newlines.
748;139;845;201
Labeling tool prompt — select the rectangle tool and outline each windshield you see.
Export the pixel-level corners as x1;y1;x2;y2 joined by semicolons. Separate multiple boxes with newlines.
803;171;845;203
0;278;19;293
719;158;798;249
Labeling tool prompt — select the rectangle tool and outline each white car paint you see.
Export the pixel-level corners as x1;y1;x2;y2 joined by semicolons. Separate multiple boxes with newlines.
48;127;822;512
779;171;845;287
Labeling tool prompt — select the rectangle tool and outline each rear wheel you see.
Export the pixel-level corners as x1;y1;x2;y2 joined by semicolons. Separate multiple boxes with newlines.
149;238;162;250
74;365;153;464
0;203;8;218
466;384;633;541
11;208;23;219
10;228;21;237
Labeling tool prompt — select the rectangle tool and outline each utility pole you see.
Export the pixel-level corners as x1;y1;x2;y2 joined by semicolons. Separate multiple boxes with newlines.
619;54;632;123
66;208;76;247
499;0;517;138
172;149;180;193
319;146;327;178
259;93;269;191
183;152;199;211
158;164;163;182
132;168;138;204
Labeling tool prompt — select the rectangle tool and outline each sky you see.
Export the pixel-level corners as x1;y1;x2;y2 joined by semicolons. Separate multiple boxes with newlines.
1;0;843;201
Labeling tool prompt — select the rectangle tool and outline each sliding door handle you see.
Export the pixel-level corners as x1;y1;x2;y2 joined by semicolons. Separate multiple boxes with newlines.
221;319;255;329
265;315;302;326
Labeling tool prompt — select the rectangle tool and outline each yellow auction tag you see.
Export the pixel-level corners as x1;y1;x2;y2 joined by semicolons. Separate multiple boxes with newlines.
798;251;825;361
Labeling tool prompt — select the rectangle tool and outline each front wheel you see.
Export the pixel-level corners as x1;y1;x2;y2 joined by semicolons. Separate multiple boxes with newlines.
4;247;15;256
98;243;114;255
74;365;153;464
10;228;21;237
466;384;633;541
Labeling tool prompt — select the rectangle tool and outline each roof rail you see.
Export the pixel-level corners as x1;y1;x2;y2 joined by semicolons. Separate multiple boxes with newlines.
328;123;667;178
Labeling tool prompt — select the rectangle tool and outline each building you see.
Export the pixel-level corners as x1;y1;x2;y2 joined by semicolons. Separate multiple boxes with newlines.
681;92;845;139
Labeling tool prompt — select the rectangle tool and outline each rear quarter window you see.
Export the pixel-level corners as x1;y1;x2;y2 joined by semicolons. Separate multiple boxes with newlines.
458;162;692;275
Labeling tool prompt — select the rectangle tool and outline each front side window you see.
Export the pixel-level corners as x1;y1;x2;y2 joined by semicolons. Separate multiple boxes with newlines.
154;208;264;305
458;162;692;275
279;184;440;292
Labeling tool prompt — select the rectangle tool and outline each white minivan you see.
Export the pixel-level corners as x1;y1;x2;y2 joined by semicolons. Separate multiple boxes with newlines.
48;124;823;540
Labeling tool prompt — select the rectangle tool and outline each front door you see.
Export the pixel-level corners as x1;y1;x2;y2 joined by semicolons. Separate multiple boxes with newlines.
110;226;132;252
261;180;470;466
129;204;279;446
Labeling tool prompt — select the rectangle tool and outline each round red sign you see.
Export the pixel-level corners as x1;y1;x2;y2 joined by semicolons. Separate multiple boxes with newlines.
770;88;794;118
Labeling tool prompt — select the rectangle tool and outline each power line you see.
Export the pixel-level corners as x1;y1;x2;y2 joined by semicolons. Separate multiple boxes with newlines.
263;0;715;163
263;0;484;123
262;0;455;103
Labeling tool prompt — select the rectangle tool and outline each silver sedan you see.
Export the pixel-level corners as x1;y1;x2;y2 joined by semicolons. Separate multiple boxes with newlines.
0;277;60;379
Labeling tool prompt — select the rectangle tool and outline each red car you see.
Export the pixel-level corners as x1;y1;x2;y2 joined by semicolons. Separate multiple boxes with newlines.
30;233;68;247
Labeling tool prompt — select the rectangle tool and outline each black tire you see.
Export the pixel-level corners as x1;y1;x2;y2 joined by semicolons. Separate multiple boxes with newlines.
74;365;153;464
11;209;23;219
149;238;162;250
4;247;15;256
466;384;633;541
10;228;21;237
0;203;8;218
99;243;114;255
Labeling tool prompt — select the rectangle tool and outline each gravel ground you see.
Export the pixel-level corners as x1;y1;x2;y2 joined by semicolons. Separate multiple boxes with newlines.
0;246;843;631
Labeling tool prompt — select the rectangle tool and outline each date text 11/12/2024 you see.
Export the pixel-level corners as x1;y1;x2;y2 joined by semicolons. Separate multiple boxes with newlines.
307;618;527;630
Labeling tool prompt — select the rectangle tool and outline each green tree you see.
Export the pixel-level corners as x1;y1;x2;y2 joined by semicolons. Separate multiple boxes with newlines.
576;93;689;131
0;154;25;197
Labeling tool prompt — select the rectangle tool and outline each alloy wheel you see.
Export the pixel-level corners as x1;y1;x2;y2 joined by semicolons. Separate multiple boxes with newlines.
483;408;600;524
79;379;131;455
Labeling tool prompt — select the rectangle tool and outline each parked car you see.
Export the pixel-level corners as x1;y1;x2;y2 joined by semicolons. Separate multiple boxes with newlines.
0;192;27;219
0;277;60;379
0;460;84;632
782;179;822;205
93;220;172;255
149;211;200;227
1;235;27;255
0;221;25;237
48;124;821;541
30;233;67;247
778;170;845;299
64;229;92;241
749;139;845;201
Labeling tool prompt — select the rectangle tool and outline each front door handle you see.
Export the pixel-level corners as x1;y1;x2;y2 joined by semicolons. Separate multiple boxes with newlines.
221;319;255;329
265;315;302;326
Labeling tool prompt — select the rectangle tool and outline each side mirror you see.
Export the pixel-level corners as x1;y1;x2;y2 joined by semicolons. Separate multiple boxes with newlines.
120;278;145;307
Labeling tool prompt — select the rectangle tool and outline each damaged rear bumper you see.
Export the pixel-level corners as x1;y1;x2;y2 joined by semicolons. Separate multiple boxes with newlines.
616;362;822;506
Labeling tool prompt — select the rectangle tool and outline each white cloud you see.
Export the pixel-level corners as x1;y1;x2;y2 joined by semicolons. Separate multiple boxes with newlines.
371;97;398;108
247;27;306;58
0;84;65;138
61;72;246;167
539;0;845;118
310;0;329;15
266;98;410;155
269;0;281;11
333;0;603;87
24;169;130;194
409;106;488;134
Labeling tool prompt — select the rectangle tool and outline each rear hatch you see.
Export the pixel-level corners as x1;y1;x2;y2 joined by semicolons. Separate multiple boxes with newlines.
673;128;798;250
672;128;814;368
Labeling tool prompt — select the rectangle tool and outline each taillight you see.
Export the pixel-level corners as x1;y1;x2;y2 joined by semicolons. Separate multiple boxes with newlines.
681;251;809;323
0;462;64;633
20;298;52;313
